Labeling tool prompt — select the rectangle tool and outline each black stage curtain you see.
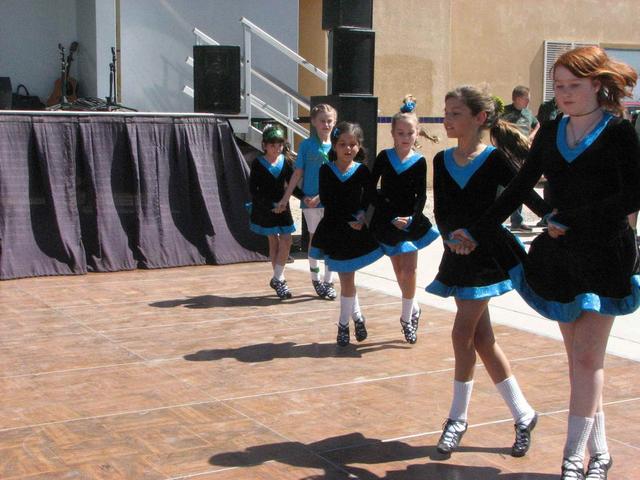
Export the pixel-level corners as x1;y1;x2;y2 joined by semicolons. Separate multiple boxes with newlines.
0;114;266;280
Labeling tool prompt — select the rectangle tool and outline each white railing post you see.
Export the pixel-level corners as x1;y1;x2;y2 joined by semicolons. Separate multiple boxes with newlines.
243;24;252;120
287;97;294;143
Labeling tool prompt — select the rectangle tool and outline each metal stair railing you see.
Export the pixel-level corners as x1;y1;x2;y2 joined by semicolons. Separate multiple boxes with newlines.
183;19;327;148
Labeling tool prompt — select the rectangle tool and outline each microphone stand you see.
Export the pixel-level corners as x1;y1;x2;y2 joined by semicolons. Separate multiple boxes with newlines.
105;47;136;112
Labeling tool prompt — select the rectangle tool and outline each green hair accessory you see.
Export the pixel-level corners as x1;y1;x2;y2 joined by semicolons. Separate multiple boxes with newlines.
263;127;285;141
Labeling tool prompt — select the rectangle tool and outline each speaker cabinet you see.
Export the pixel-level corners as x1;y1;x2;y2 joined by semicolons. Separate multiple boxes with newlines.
311;94;378;166
322;0;373;30
328;28;375;95
0;77;11;109
193;46;241;114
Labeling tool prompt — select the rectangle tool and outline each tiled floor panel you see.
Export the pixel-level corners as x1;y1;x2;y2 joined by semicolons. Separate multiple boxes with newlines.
1;264;638;479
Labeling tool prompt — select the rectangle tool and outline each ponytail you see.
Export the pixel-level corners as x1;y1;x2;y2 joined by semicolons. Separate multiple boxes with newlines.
490;119;530;170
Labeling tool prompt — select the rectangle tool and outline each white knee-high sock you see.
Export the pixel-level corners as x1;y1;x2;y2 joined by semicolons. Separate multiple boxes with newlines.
587;411;609;456
495;376;535;425
309;258;320;281
351;294;361;320
449;380;474;422
564;415;594;460
339;295;355;326
412;299;420;316
273;263;285;281
401;297;414;323
323;266;334;283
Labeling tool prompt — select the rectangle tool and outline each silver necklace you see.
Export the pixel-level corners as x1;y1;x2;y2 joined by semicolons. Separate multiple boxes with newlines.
568;112;603;148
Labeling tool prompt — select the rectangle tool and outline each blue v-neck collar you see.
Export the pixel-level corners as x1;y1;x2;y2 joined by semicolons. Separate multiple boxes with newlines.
386;148;422;175
259;155;285;178
329;161;360;182
444;145;495;189
556;113;613;163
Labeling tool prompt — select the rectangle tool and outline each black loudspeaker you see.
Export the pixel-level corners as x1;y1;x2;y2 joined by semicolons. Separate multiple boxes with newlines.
322;0;373;30
329;28;375;95
311;94;378;166
193;45;241;114
0;77;11;109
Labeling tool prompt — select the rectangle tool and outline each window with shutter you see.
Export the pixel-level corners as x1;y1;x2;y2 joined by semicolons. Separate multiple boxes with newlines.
543;40;598;101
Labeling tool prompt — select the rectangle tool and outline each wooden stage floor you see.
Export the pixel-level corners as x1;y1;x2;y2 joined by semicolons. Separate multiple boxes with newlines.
1;263;639;479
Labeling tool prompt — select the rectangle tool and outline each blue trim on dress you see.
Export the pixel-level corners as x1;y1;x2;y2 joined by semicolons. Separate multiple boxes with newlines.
380;226;440;256
556;113;613;163
444;145;496;189
326;247;384;272
250;222;295;236
258;155;285;178
329;161;361;182
425;278;513;300
308;246;327;261
386;148;422;175
508;263;640;322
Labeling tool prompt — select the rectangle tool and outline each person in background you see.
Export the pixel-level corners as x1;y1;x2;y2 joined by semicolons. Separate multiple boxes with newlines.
249;125;303;299
370;95;440;343
278;104;338;300
309;122;383;346
501;85;540;231
537;96;561;123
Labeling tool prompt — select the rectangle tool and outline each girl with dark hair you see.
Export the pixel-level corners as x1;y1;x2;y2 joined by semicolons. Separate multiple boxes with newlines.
309;121;383;346
426;85;547;460
451;46;640;479
370;95;440;343
249;125;302;299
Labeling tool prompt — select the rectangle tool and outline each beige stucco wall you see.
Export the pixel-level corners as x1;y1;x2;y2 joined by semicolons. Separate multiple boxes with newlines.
450;0;640;109
299;0;640;171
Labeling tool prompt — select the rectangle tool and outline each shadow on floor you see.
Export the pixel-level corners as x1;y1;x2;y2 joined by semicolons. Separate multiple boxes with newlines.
184;340;410;362
209;432;557;479
150;293;319;309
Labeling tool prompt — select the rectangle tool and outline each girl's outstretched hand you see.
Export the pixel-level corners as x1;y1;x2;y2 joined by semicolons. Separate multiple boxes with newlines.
274;199;287;213
304;195;321;208
348;220;364;230
392;216;410;229
445;229;477;255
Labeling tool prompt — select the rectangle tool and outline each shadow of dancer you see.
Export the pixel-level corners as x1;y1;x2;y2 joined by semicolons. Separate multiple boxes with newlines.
184;340;410;362
209;432;556;480
150;293;318;309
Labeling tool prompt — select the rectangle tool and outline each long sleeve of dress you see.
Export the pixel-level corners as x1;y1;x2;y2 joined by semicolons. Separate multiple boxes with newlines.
433;154;455;238
318;165;335;211
553;121;640;228
359;167;377;212
469;137;551;240
411;159;428;219
249;165;273;210
493;152;551;219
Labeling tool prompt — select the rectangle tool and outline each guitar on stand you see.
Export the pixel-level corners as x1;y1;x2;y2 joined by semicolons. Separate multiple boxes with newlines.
47;42;79;109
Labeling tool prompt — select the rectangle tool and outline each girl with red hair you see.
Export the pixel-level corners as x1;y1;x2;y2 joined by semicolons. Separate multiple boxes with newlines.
451;46;639;479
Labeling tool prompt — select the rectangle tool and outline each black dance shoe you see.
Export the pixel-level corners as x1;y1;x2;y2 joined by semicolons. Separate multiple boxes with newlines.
353;315;367;342
436;418;468;456
411;306;421;329
336;323;350;346
273;279;292;299
511;413;537;457
312;280;326;297
561;455;585;480
322;282;337;300
400;318;418;344
585;453;612;479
